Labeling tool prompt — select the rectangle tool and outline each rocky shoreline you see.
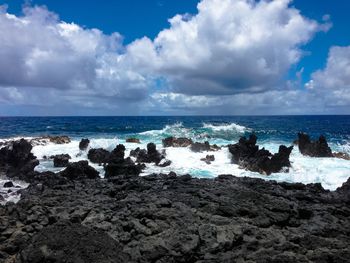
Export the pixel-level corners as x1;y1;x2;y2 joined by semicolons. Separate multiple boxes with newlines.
0;135;349;262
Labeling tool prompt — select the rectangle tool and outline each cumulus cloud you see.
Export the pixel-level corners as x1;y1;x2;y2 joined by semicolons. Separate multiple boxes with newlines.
149;0;323;95
0;0;336;115
306;45;350;110
0;5;151;106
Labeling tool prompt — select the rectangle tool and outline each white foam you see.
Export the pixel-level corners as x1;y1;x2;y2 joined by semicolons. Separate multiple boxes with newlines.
203;122;249;133
141;143;350;191
0;177;29;205
24;137;350;192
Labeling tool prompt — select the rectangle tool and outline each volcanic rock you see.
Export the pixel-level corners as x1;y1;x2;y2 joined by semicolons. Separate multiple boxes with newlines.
79;138;90;151
131;143;165;165
162;137;193;147
88;148;111;164
297;133;333;157
228;134;293;175
0;138;39;179
1;173;349;262
190;141;221;152
105;144;145;177
52;154;71;167
47;135;71;144
201;155;215;164
18;221;129;263
59;161;99;180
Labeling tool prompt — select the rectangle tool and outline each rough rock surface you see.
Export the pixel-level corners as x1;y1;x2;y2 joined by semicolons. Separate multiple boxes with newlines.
87;148;111;164
228;134;293;175
79;138;90;151
201;155;215;164
0;139;39;178
297;133;333;157
0;173;349;263
59;161;99;180
52;154;71;167
190;141;221;153
131;143;165;164
17;221;129;263
105;144;145;178
162;137;193;147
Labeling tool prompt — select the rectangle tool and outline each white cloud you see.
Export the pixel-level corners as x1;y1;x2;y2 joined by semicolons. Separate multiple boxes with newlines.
149;0;323;95
306;45;350;108
0;1;338;115
0;5;150;106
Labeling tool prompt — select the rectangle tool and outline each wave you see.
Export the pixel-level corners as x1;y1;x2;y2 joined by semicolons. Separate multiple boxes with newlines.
202;122;250;133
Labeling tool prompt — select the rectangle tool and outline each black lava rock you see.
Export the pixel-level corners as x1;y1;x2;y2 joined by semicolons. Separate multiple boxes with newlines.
52;154;71;167
297;133;333;157
79;138;90;151
59;161;99;180
88;148;111;164
228;134;293;175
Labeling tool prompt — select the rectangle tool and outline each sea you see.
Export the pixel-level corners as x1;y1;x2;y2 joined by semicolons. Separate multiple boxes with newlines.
0;116;350;197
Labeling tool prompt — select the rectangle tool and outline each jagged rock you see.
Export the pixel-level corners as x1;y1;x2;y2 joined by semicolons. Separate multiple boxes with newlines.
126;138;141;143
201;155;215;164
228;134;293;175
3;181;14;188
162;137;193;147
190;141;221;152
18;221;129;263
87;148;110;164
131;143;165;164
0;139;39;179
109;144;126;163
297;133;333;157
0;173;350;262
52;154;71;167
105;144;145;177
47;136;71;144
59;161;99;180
79;138;90;151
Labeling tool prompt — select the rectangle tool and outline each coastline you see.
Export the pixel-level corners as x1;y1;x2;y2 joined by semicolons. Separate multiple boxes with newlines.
0;135;349;262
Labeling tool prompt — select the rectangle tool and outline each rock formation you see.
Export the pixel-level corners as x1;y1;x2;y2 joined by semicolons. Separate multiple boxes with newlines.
228;134;293;175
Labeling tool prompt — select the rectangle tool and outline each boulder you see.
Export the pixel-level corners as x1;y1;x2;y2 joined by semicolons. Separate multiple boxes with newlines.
190;141;221;152
200;155;215;164
48;135;71;144
88;148;111;164
59;161;99;180
52;154;71;167
228;134;293;175
162;137;193;147
79;138;90;150
297;133;333;157
126;138;141;143
131;143;165;164
0;139;39;178
105;144;145;177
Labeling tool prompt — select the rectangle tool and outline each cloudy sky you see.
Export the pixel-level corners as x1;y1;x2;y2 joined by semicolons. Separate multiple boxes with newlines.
0;0;349;116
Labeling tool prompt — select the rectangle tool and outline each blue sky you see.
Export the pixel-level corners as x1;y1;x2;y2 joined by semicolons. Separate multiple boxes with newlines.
0;0;349;115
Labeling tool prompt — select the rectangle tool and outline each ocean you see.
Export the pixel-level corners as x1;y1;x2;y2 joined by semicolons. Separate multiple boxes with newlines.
1;115;350;191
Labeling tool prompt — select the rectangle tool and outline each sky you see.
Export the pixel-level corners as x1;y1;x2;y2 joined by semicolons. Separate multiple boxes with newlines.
0;0;349;116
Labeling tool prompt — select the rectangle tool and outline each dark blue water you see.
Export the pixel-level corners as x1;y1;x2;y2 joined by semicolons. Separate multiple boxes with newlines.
0;116;349;145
